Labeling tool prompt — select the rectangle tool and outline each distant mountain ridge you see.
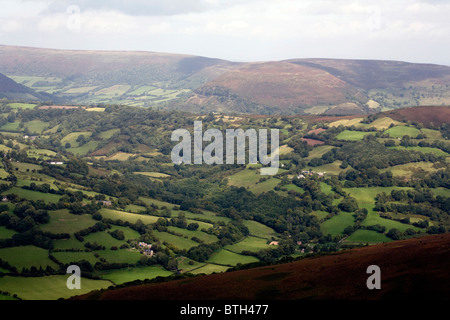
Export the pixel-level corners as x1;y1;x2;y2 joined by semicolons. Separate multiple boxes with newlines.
1;45;450;115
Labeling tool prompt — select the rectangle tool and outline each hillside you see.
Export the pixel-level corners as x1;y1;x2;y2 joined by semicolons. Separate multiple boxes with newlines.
0;104;448;300
0;72;59;102
1;45;450;114
0;45;237;107
384;106;450;127
72;233;450;300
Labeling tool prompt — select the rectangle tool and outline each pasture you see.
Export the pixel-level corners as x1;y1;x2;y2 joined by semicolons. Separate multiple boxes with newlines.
152;230;199;250
225;236;272;253
385;126;421;138
227;168;282;194
381;162;443;178
207;249;259;266
2;187;61;204
40;210;98;234
243;220;278;239
166;226;218;244
320;212;355;237
345;229;391;243
8;103;37;110
336;130;375;141
0;226;17;239
188;263;230;275
99;265;173;285
390;146;449;157
99;208;160;225
0;275;111;300
0;245;59;271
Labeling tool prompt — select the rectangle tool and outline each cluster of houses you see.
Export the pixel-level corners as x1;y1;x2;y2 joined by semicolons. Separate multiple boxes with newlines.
296;170;325;179
138;242;154;257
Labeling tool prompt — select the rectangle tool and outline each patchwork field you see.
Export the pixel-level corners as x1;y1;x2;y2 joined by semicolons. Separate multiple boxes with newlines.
336;130;376;141
0;245;59;271
385;126;421;138
40;209;97;234
0;275;111;300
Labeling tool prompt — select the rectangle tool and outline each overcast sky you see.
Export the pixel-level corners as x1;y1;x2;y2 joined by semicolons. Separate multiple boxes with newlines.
0;0;449;65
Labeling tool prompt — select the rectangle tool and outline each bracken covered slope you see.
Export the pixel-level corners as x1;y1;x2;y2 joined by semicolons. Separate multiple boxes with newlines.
73;234;450;300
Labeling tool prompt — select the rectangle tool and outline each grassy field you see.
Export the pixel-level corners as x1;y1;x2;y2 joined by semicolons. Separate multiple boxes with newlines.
8;103;37;110
98;129;120;139
311;210;329;221
385;126;421;138
40;209;98;234
284;184;305;193
304;145;334;161
227;168;264;188
0;275;111;300
320;182;335;195
61;132;92;147
68;140;100;156
390;146;449;157
99;265;173;285
328;118;364;127
227;168;281;194
188;263;230;275
95;249;142;265
243;220;278;239
320;212;355;236
360;117;401;130
95;85;132;96
306;160;350;176
225;236;272;253
2;187;61;203
152;230;199;250
381;162;443;178
52;251;100;265
135;172;171;179
345;229;391;243
361;210;421;232
251;178;280;194
24;120;49;134
1;121;21;132
343;187;413;204
0;226;17;239
166;226;218;244
83;231;130;249
99;208;160;225
0;245;59;271
207;249;259;266
336;130;376;141
432;188;450;197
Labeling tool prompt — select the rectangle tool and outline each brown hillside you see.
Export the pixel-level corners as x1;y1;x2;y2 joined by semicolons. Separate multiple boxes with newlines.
384;105;450;127
193;61;360;112
74;234;450;300
290;59;450;90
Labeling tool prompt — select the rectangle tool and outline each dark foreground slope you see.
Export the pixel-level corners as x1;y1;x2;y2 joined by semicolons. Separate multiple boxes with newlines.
73;234;450;300
0;72;59;102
